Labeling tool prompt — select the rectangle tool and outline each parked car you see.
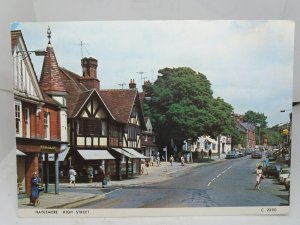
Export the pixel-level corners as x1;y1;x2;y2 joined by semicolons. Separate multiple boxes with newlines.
263;165;281;178
244;149;253;155
278;167;290;184
285;175;290;191
225;151;238;159
266;153;276;161
251;151;262;159
237;152;244;157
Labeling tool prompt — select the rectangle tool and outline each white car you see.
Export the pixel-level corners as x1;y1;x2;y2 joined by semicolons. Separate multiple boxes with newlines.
278;167;290;184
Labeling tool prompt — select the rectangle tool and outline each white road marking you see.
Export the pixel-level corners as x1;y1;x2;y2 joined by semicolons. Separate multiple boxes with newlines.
207;182;211;187
217;174;221;178
212;178;216;181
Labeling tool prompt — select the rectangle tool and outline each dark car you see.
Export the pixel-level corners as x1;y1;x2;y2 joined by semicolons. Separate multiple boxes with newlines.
263;165;281;178
251;151;262;159
244;149;253;155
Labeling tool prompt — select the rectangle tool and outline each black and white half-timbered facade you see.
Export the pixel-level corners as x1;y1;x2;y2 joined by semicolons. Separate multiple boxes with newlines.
37;29;147;181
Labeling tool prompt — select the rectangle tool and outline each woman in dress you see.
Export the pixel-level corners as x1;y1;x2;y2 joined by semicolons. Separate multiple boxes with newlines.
255;165;263;190
30;172;41;206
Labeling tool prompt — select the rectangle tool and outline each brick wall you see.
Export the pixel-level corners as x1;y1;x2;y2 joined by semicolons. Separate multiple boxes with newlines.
25;153;39;196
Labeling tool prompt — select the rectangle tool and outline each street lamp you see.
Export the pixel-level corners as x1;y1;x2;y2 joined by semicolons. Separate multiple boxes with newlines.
15;49;47;61
257;123;261;146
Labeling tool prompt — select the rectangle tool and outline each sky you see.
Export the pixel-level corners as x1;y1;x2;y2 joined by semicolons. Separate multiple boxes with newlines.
12;21;294;127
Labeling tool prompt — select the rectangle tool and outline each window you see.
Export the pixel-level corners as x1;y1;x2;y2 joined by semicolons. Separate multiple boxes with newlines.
25;107;30;138
44;112;49;139
78;118;101;135
101;120;107;136
110;124;118;138
118;127;123;142
15;103;21;134
128;126;137;140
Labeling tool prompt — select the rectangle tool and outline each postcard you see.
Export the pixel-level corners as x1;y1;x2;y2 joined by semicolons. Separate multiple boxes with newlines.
12;20;293;217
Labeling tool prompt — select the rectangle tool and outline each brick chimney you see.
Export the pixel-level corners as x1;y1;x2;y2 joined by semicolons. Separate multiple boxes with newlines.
129;79;136;89
80;57;100;90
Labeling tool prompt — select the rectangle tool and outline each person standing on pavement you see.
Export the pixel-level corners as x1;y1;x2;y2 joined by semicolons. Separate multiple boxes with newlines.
255;165;263;190
30;172;41;207
150;155;154;166
208;149;212;159
200;149;204;159
181;155;185;166
99;165;106;188
69;166;77;187
169;155;174;166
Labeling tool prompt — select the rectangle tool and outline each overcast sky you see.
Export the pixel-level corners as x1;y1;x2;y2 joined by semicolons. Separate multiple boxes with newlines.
13;21;294;127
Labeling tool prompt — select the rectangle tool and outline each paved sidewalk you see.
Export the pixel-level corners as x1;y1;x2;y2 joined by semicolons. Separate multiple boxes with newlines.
18;154;226;209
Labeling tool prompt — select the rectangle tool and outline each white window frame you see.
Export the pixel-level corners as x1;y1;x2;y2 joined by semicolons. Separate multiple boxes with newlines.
44;112;50;140
15;101;22;137
25;107;30;138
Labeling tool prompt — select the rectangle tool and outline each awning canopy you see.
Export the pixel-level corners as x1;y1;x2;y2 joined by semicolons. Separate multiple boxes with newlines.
41;147;70;161
111;148;135;158
78;150;115;160
16;149;26;156
123;148;149;159
47;147;70;161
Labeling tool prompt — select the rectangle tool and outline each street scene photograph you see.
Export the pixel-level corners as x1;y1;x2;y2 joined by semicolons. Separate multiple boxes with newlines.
11;20;294;214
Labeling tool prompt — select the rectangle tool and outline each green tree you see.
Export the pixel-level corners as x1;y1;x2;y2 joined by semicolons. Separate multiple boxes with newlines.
243;110;267;128
144;67;237;153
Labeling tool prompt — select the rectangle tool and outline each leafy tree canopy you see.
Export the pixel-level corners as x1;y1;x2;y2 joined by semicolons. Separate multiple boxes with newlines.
243;110;267;128
144;67;237;150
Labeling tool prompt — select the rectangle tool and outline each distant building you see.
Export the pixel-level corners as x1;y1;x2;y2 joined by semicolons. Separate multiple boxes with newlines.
235;114;256;149
141;117;159;157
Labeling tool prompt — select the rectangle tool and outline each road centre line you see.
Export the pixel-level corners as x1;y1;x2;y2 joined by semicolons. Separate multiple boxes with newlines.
208;166;232;186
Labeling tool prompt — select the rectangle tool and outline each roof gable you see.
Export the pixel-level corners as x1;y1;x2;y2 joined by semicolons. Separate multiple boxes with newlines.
11;30;44;102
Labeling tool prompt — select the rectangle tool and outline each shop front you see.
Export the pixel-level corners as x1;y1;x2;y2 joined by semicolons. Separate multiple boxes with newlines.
73;149;115;183
16;137;68;195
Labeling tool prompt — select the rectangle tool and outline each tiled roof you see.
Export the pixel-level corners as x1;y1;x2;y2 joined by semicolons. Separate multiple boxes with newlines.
70;90;94;118
240;122;256;131
59;68;89;117
42;92;58;105
39;44;67;92
98;89;137;124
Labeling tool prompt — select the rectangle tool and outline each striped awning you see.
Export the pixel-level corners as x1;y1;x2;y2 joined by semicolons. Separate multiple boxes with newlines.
111;148;135;158
122;148;149;159
78;150;115;160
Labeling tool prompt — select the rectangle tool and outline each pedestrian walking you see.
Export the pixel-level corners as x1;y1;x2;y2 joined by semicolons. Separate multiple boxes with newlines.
69;166;77;186
181;155;185;166
208;149;212;159
200;149;204;159
99;165;106;188
157;156;160;166
150;155;154;166
29;172;41;207
169;155;174;166
255;165;264;190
